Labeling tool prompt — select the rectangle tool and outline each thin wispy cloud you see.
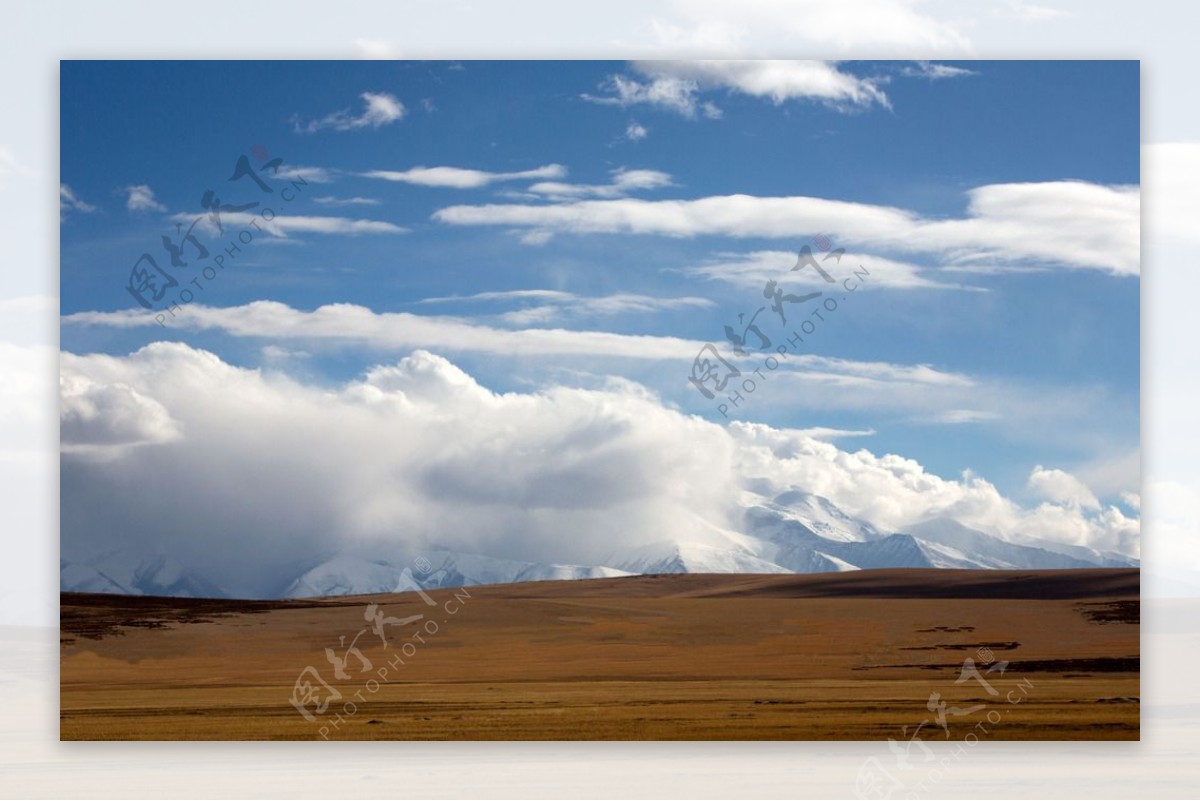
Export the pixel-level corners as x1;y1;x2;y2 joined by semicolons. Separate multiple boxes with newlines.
274;165;338;184
59;184;95;220
174;211;407;237
684;250;985;291
363;163;566;189
527;168;673;200
64;301;967;390
312;195;382;207
419;288;714;325
435;181;1140;275
293;91;406;133
898;61;976;79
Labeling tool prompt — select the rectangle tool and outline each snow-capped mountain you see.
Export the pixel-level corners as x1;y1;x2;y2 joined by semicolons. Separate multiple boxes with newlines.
60;490;1138;599
59;559;129;595
610;539;793;576
281;551;633;599
60;549;229;598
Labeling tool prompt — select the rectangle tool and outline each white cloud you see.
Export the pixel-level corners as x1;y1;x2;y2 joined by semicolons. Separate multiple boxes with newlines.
274;165;337;184
898;61;976;79
1074;447;1141;499
793;426;876;441
63;301;972;393
732;422;1138;556
363;163;566;189
683;249;983;291
928;409;1000;424
492;291;714;326
63;300;710;361
518;229;554;246
60;344;739;594
1028;465;1101;510
354;38;399;59
173;211;407;237
58;345;1139;598
63;300;1118;441
312;195;381;207
59;183;95;219
995;0;1069;22
0;294;56;313
637;0;973;54
435;180;1140;275
0;146;33;186
527;167;673;200
60;370;182;457
625;121;649;141
1144;142;1200;245
124;184;166;213
293;91;406;133
583;60;887;117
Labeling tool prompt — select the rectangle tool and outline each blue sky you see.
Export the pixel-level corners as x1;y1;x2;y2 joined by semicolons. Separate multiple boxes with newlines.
59;59;1140;504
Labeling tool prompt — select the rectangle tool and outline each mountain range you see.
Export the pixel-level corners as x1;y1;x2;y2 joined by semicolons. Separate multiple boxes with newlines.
60;489;1138;599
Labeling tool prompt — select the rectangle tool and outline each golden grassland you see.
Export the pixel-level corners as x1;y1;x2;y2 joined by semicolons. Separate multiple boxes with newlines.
60;569;1139;741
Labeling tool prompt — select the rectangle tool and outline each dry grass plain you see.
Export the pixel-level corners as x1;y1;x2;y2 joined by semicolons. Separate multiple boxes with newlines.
60;569;1139;741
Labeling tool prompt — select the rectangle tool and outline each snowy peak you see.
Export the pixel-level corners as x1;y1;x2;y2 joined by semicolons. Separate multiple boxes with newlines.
61;550;227;598
62;494;1136;600
282;550;634;599
611;540;792;576
752;489;882;543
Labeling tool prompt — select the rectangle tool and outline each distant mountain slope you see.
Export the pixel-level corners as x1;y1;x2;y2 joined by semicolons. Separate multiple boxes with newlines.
61;490;1138;599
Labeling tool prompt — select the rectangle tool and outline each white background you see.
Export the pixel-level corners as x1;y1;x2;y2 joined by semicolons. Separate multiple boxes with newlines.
2;1;1198;797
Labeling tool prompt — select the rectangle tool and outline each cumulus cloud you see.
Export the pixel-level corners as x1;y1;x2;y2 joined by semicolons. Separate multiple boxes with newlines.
363;163;566;189
731;422;1138;556
625;121;649;141
293;91;406;133
583;60;887;117
59;345;1139;597
435;180;1140;275
60;371;182;456
1028;465;1101;510
124;184;166;213
60;344;738;595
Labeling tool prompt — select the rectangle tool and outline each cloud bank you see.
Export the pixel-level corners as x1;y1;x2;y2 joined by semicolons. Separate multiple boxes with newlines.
60;344;1139;597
